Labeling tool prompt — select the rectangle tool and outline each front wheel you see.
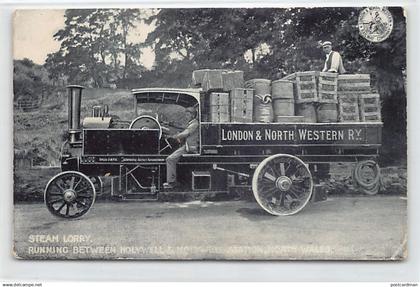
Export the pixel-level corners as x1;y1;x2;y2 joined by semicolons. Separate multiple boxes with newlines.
44;171;96;219
252;154;313;216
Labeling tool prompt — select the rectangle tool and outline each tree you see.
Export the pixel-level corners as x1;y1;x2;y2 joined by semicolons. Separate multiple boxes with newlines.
45;9;146;87
14;58;51;101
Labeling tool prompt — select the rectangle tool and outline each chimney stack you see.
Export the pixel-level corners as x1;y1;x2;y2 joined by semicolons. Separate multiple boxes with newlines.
66;85;84;144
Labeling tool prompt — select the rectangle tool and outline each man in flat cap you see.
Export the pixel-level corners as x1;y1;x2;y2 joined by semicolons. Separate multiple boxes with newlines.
322;41;346;74
163;106;199;189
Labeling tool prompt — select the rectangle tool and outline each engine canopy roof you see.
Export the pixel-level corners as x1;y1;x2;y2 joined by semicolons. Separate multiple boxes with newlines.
131;88;201;108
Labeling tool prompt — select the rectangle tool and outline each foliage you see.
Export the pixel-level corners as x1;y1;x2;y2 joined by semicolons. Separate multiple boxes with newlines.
13;58;51;101
45;9;146;88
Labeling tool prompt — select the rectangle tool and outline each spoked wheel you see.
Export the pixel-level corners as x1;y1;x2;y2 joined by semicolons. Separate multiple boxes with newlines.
44;171;96;219
89;176;103;196
353;160;381;195
252;154;313;216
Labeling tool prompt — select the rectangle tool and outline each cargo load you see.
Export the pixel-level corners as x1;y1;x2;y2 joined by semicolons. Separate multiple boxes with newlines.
253;94;274;123
244;79;271;95
209;92;230;122
230;88;253;123
192;69;244;92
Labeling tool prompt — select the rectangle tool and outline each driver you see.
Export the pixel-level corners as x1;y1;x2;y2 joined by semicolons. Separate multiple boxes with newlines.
163;107;199;189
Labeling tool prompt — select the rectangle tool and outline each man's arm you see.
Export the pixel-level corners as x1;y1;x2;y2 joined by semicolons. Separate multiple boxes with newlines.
174;120;198;140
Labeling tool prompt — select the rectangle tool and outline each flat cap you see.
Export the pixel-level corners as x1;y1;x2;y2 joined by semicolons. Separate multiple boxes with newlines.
322;41;332;47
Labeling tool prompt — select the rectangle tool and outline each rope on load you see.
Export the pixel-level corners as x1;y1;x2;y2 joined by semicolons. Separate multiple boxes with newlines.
254;94;272;104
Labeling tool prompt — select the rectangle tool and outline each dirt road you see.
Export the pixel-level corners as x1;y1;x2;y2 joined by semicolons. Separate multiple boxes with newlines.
13;195;406;260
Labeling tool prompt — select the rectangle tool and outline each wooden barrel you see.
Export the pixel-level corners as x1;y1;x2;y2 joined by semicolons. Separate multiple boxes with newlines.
253;95;273;123
317;103;338;123
271;80;294;99
296;103;317;122
273;99;294;116
245;79;271;95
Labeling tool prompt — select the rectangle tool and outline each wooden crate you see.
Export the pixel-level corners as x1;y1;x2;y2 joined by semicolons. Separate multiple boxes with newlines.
209;92;229;106
338;92;359;104
318;72;338;103
359;93;381;122
338;102;360;122
209;92;230;122
231;99;253;122
338;74;371;93
283;71;318;103
338;92;360;122
209;105;230;122
230;88;253;122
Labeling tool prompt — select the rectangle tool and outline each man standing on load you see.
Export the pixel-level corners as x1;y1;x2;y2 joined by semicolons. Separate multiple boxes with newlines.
321;41;346;74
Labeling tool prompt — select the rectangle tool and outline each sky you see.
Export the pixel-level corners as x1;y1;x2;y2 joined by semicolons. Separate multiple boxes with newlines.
13;9;156;69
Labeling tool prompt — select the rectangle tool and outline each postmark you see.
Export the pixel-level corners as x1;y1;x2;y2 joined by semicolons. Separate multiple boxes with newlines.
358;7;394;42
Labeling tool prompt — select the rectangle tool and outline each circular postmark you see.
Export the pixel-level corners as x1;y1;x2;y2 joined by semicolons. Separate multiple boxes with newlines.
358;7;393;43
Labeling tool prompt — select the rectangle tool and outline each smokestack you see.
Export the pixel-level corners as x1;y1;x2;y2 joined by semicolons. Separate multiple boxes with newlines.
66;85;84;144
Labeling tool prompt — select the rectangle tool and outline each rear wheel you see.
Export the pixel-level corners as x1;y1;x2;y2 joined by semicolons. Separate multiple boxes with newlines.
44;171;96;219
252;154;313;216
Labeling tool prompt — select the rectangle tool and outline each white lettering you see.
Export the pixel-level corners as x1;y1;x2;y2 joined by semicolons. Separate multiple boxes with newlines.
28;234;59;243
63;235;91;243
221;129;254;141
338;130;344;140
298;129;307;140
348;129;354;140
264;129;295;141
28;246;69;254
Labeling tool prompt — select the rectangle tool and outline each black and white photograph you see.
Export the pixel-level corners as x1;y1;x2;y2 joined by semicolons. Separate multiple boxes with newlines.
12;7;407;260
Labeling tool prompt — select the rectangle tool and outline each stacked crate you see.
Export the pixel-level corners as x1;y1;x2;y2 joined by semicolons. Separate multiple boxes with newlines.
317;72;338;122
337;74;374;122
283;71;318;103
318;72;338;103
283;71;318;122
230;88;253;123
359;93;381;121
209;92;230;122
193;69;245;122
337;93;360;122
337;74;371;93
